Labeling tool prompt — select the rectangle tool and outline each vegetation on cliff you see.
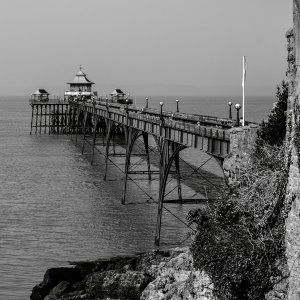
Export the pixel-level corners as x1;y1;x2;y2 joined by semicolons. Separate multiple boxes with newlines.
258;81;288;146
189;82;289;300
294;98;300;169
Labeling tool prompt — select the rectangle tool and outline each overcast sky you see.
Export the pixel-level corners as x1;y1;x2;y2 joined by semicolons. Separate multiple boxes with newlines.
0;0;293;97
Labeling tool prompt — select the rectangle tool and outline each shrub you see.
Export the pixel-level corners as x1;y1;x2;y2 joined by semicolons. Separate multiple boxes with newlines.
257;81;288;146
189;143;288;300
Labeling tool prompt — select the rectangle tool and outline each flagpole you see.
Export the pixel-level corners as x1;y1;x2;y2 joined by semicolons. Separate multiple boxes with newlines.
242;56;246;126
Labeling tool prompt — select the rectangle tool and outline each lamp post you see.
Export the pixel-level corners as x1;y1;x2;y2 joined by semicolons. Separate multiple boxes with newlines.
146;97;149;108
235;103;241;127
159;102;164;136
159;102;164;121
228;101;232;119
176;99;179;113
126;99;129;114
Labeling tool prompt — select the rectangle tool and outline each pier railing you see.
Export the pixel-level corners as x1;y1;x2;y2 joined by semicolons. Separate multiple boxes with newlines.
73;101;231;158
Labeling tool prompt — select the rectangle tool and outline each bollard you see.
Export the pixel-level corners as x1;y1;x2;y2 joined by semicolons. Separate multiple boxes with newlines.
146;97;149;108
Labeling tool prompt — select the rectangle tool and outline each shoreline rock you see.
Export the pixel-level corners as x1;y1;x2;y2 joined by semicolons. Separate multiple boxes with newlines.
30;247;216;300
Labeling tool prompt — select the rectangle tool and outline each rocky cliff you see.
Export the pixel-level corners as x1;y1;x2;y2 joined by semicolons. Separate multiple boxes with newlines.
30;247;216;300
283;6;300;297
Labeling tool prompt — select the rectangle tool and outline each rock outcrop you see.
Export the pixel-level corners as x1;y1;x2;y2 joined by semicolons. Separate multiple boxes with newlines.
30;247;216;300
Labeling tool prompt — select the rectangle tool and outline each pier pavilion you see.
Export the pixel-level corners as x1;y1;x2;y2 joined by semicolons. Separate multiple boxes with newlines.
31;89;50;101
64;66;96;100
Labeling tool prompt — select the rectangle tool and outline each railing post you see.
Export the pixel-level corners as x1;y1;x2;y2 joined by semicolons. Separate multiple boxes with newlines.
91;115;99;165
176;99;179;113
145;97;149;108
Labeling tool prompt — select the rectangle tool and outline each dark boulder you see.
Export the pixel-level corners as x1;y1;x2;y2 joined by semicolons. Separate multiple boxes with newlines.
44;281;69;299
69;255;138;277
30;267;82;300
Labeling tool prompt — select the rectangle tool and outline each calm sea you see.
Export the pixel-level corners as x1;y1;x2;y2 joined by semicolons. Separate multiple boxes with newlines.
0;95;275;299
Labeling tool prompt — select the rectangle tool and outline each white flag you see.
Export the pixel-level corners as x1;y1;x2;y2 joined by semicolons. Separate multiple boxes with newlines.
242;56;246;87
242;56;246;126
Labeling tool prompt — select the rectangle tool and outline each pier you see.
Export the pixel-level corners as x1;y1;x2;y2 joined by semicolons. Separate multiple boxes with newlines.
29;98;256;247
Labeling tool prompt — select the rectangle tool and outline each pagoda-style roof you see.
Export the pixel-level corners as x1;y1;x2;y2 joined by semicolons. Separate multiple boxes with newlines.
30;88;50;101
68;68;94;85
31;88;50;95
110;88;125;96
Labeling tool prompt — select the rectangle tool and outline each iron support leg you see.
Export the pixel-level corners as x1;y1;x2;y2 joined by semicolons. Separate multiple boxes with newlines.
70;107;76;140
143;132;151;181
30;105;34;135
75;109;81;146
155;139;169;248
81;111;88;154
104;120;114;181
155;140;186;249
122;128;139;204
91;115;99;165
174;152;183;202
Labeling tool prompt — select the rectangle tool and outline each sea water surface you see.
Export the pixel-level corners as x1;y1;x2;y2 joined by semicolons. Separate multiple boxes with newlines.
0;95;275;299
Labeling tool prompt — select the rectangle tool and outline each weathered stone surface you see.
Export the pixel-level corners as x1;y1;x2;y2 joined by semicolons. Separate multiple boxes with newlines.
118;271;153;299
140;248;215;300
86;269;152;299
86;270;121;298
223;125;258;184
164;248;193;271
141;269;215;300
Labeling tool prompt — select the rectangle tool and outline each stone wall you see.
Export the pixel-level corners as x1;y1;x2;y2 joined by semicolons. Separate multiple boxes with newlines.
283;11;300;299
223;124;258;184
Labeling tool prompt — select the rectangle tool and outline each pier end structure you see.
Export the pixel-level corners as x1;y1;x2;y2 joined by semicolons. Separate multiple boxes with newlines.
29;99;70;135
